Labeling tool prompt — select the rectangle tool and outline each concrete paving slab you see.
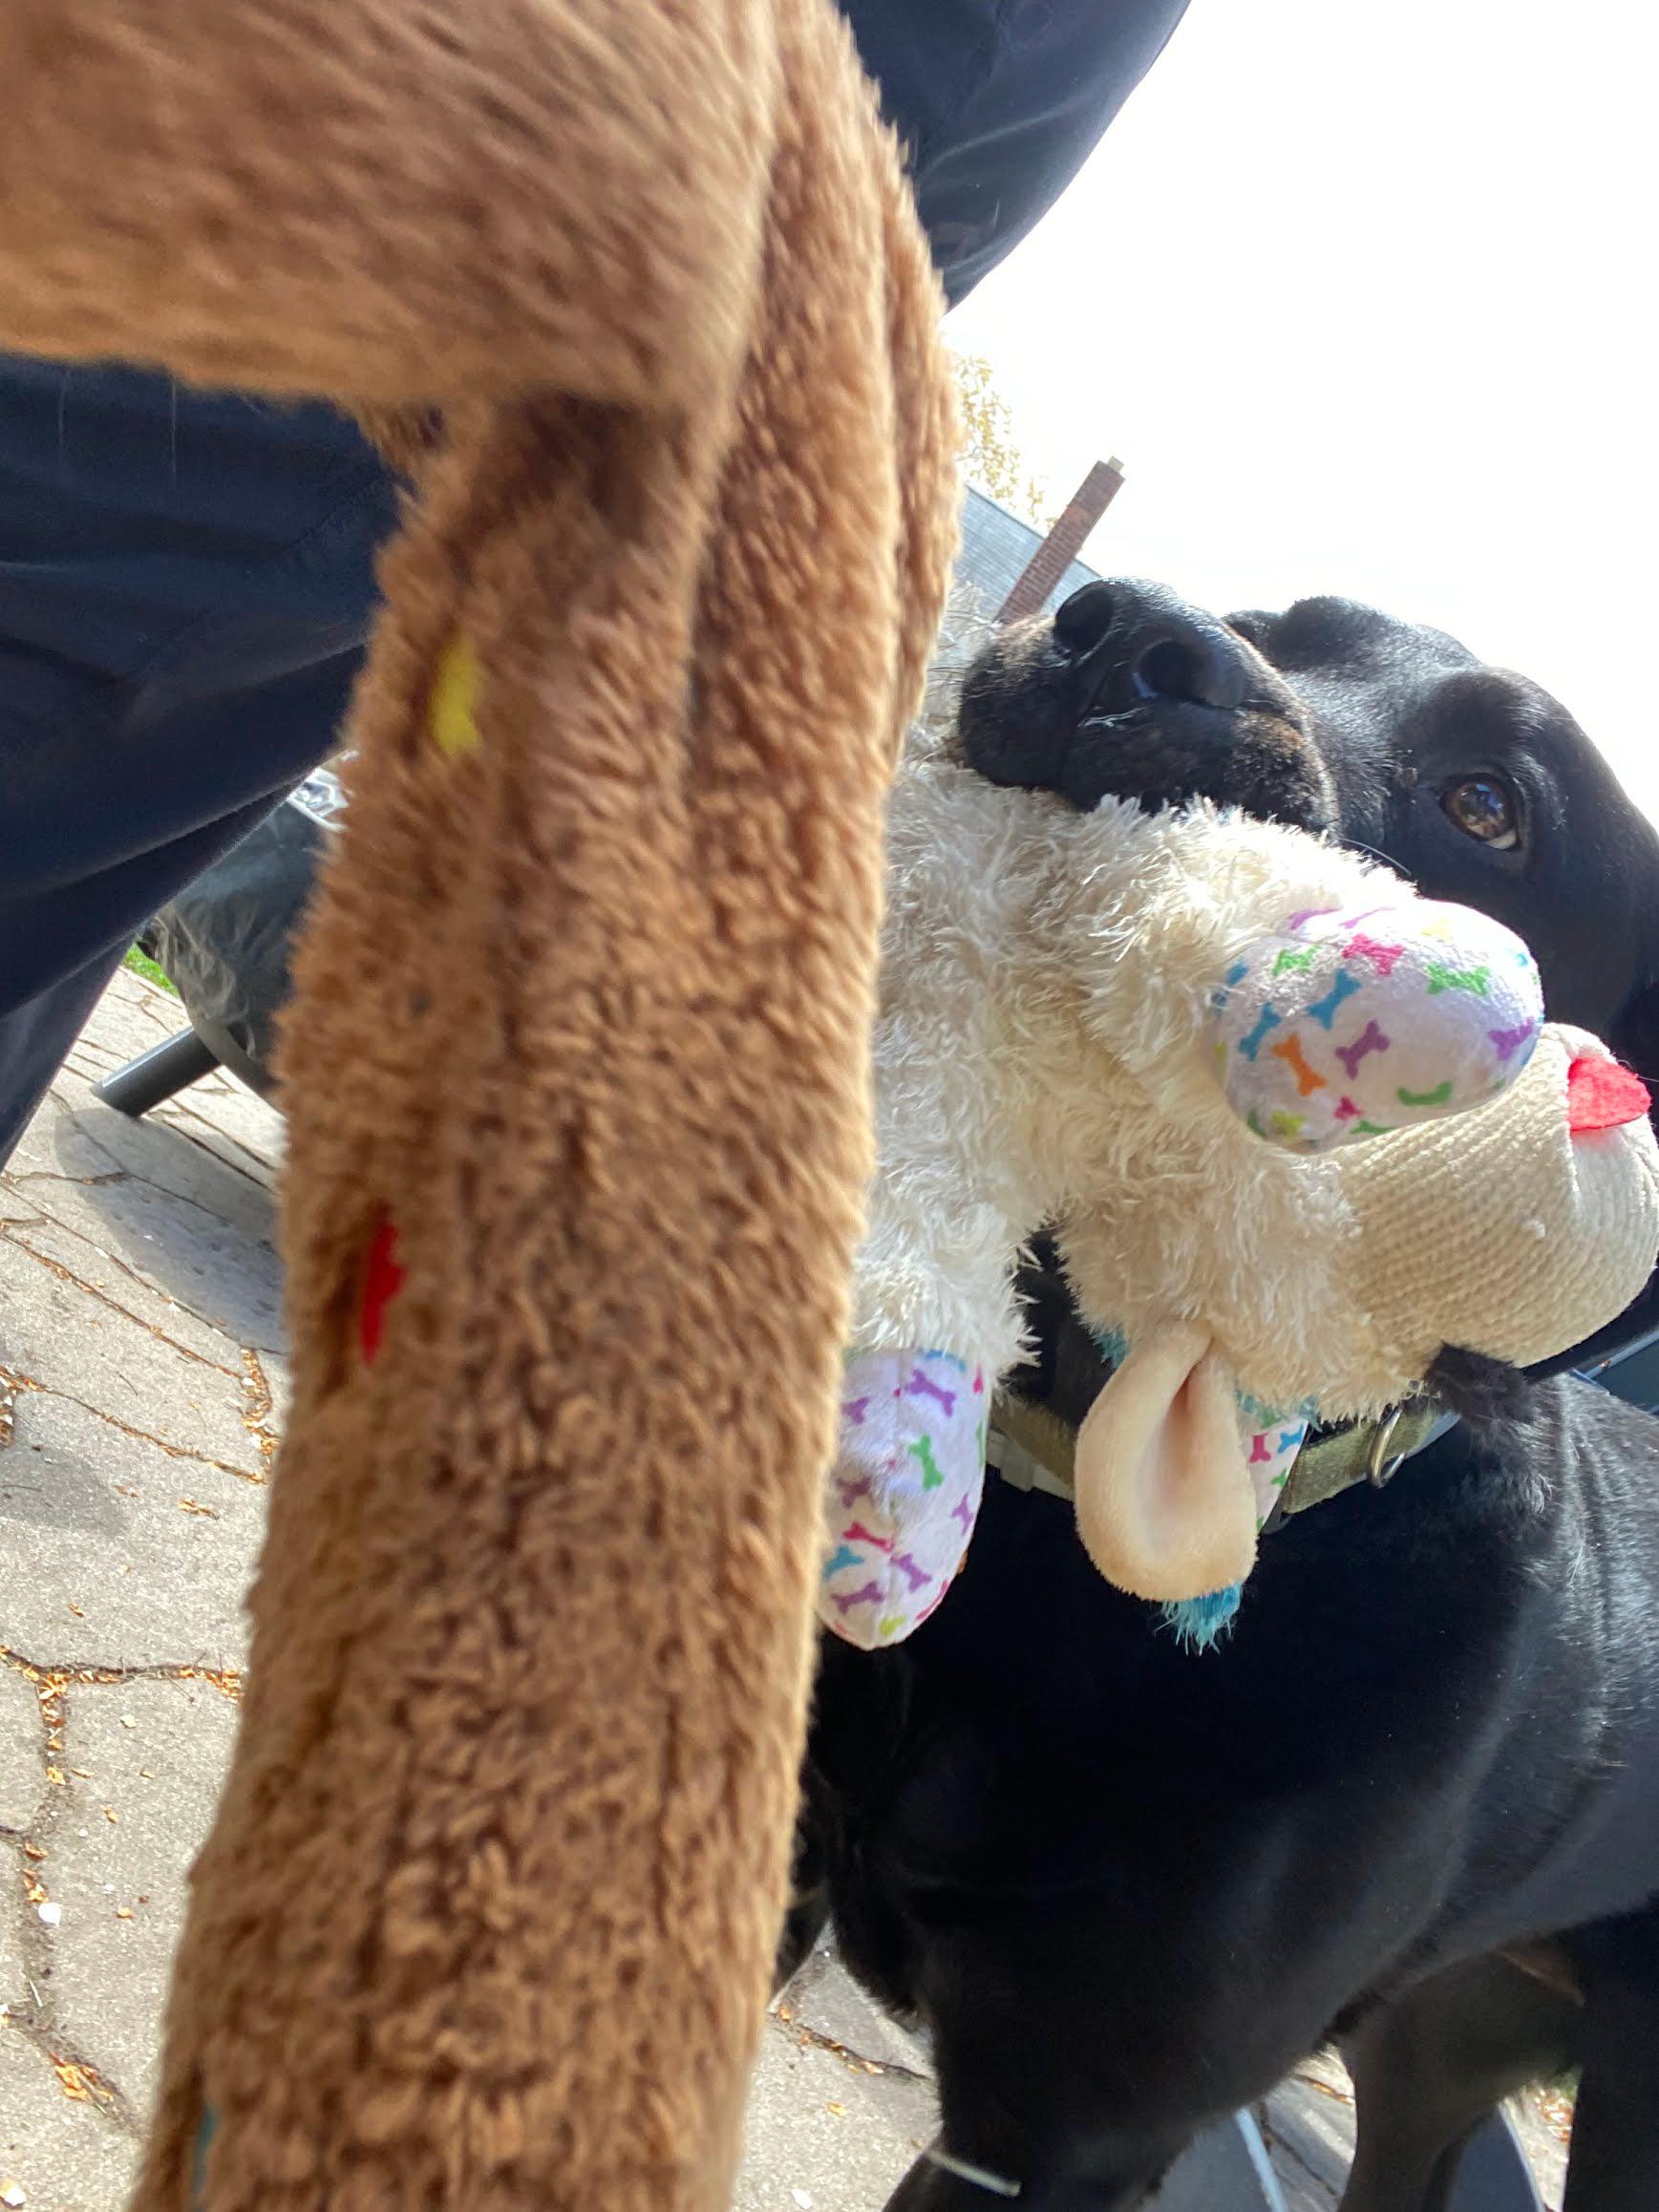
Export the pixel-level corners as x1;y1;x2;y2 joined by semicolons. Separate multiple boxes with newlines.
780;1936;932;2080
734;2019;938;2212
37;1676;241;2123
1255;2069;1350;2210
38;1069;279;1259
62;1036;127;1077
0;1240;264;1478
151;1077;284;1191
0;1392;263;1671
0;1095;124;1188
165;1070;284;1168
256;1351;291;1434
146;1112;279;1196
10;1165;285;1365
17;1150;282;1367
1;1837;28;2012
3;1212;248;1375
63;974;180;1071
0;1670;45;1834
1508;2095;1567;2212
0;2024;139;2211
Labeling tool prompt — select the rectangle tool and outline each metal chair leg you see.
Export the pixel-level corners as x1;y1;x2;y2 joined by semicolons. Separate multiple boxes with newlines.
1148;2113;1288;2211
1443;2108;1547;2212
93;1026;221;1117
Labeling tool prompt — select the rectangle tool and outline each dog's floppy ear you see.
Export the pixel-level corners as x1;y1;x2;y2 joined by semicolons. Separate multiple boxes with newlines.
1610;973;1659;1109
1070;1322;1259;1602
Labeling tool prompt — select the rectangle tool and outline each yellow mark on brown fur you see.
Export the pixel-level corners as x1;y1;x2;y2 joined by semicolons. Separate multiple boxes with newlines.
429;634;483;760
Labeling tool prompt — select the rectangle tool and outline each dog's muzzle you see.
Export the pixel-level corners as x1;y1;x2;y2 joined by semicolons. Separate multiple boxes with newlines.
955;578;1336;834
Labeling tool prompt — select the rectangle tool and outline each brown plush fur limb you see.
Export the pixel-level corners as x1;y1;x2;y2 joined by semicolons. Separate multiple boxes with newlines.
0;2;955;2208
0;0;772;408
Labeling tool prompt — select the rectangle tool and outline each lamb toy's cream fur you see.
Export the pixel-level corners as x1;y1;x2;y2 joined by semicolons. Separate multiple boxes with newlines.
834;727;1659;1617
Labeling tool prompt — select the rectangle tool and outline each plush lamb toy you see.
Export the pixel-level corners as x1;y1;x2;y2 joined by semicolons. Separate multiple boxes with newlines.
821;733;1659;1648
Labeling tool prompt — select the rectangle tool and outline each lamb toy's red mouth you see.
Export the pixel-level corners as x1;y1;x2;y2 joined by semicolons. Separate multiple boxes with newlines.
1565;1054;1650;1135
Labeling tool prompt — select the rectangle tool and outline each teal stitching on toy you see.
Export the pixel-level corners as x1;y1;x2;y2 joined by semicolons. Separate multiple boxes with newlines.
1235;1387;1318;1424
1161;1585;1242;1649
1209;958;1251;1012
192;2103;218;2210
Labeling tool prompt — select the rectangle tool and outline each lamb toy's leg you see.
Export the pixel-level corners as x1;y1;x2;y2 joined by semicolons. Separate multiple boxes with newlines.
826;1096;1040;1649
820;1346;993;1648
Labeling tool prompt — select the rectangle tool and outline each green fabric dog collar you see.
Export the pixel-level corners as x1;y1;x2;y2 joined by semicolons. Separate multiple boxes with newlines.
988;1389;1455;1525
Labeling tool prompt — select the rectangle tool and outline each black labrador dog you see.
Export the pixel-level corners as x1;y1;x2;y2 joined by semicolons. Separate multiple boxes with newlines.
786;584;1659;2212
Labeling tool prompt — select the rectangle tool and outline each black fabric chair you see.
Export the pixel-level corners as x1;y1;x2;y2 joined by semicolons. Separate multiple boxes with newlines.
95;765;344;1117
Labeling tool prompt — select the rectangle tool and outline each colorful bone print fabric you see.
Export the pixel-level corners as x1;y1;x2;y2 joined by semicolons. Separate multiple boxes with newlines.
1243;1406;1308;1527
819;1356;1311;1653
819;1349;989;1648
1209;898;1544;1153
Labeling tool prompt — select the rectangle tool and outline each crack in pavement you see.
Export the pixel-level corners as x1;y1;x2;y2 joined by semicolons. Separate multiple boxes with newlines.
5;1164;285;1364
1253;2105;1343;2203
122;1109;272;1199
1;2016;135;2137
771;2005;932;2086
2;1169;127;1192
2;985;265;2152
2;1647;241;2139
0;1225;242;1380
240;1351;281;1470
24;1118;279;1250
152;1100;278;1186
0;1648;244;1702
0;1366;266;1485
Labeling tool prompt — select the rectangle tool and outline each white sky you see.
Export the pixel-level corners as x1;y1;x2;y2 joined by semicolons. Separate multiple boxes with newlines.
946;0;1658;819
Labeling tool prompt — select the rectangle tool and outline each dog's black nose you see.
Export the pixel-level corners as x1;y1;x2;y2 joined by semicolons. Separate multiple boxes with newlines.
1053;581;1119;653
1053;579;1250;713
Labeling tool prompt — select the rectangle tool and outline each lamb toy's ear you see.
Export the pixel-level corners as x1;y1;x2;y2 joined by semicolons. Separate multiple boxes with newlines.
1206;898;1544;1153
1071;1322;1261;1603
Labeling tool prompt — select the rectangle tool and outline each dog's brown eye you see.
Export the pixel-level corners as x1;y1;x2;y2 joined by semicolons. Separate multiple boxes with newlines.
1442;776;1519;849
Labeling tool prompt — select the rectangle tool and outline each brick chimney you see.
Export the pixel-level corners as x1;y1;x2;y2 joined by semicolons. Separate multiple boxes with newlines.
996;457;1124;625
